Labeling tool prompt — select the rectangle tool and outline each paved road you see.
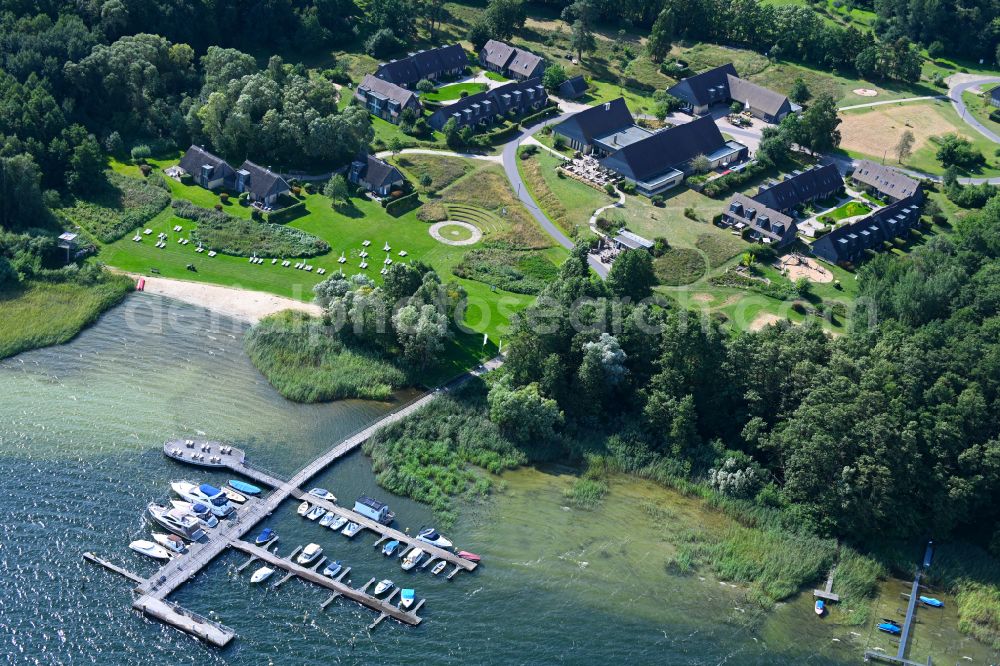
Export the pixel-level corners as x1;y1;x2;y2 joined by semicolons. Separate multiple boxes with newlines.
501;115;610;278
948;76;1000;144
838;95;945;111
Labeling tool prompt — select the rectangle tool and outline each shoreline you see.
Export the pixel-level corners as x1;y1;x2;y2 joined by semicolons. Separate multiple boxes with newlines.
122;273;323;323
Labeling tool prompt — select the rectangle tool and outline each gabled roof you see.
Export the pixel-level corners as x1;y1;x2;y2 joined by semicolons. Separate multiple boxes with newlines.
375;44;467;86
667;63;738;107
354;154;404;189
991;86;1000;102
428;77;546;129
725;193;796;243
356;74;419;109
508;48;544;78
238;160;289;199
481;39;516;69
813;195;922;263
179;145;234;178
599;115;728;182
851;160;920;200
727;75;791;118
753;164;842;211
552;97;635;144
558;75;588;99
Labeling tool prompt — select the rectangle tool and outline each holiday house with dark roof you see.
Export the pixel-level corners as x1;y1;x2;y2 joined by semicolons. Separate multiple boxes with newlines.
236;161;290;208
375;44;468;89
558;75;588;100
812;195;923;265
428;77;547;131
479;40;545;81
667;63;797;123
850;160;921;203
178;146;236;190
355;75;421;124
348;155;406;197
720;193;797;247
551;98;639;154
753;164;843;215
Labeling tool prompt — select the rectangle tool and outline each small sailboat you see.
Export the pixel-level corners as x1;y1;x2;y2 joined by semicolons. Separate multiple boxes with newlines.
250;566;275;583
297;501;311;517
373;579;394;595
297;543;323;565
254;528;276;546
341;522;362;537
229;480;262;496
458;551;481;563
399;588;416;611
152;532;187;554
919;596;944;607
323;560;343;578
319;513;335;527
306;505;326;521
382;540;400;556
401;548;424;571
328;515;348;531
431;561;447;575
130;540;171;560
221;486;247;504
416;528;453;549
815;600;825;616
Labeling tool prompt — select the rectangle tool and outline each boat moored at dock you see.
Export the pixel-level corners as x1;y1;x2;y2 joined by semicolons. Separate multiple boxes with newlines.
341;522;362;537
416;528;452;549
373;579;394;596
170;500;219;528
306;505;326;521
353;495;395;526
431;561;447;575
147;503;206;541
254;528;276;545
152;532;187;554
322;560;343;577
401;548;424;571
297;543;323;565
171;481;233;517
382;540;400;556
297;501;310;517
399;588;416;610
229;479;261;496
129;540;171;560
221;486;247;504
250;567;275;583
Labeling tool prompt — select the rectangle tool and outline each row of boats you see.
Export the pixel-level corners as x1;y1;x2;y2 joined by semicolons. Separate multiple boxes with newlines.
129;479;264;561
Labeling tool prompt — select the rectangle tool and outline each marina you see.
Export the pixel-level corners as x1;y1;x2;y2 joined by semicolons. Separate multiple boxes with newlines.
83;358;498;647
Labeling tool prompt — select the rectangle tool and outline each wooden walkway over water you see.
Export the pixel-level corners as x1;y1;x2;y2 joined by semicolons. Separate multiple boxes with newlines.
863;541;935;665
85;357;500;647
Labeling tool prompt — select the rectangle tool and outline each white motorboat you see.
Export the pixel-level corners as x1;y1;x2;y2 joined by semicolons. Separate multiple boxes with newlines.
221;486;247;504
297;543;323;565
416;528;453;549
147;502;206;541
129;539;171;560
170;481;233;517
308;488;336;502
401;548;424;571
373;579;394;595
170;500;219;528
319;513;335;527
297;501;311;517
250;566;275;583
306;505;326;521
341;522;362;537
431;561;447;575
328;515;348;531
152;532;187;554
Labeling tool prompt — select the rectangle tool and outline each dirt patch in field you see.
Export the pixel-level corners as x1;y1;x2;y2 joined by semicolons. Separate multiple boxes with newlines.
853;88;878;97
778;255;833;283
839;102;971;156
690;293;715;303
749;312;784;331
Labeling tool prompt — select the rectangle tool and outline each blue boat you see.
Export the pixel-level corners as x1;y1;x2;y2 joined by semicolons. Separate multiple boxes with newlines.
255;528;275;545
382;540;400;556
399;588;416;610
919;596;944;608
323;560;343;578
229;480;262;495
877;621;901;635
814;600;825;616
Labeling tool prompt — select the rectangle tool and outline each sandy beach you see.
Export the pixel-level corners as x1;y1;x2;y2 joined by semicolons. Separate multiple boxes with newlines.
129;274;323;322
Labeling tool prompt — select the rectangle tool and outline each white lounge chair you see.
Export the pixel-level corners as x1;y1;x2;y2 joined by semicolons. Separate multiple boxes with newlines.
360;262;368;269
208;251;217;257
317;268;326;275
272;258;278;265
304;265;313;272
362;240;371;247
338;256;346;264
398;250;407;257
144;228;153;235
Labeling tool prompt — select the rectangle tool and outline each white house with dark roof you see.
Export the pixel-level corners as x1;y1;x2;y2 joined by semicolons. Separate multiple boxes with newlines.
720;193;797;246
667;63;797;123
348;154;406;197
479;40;545;81
236;161;290;208
850;160;921;202
375;45;468;89
178;145;236;190
428;77;547;131
355;74;421;124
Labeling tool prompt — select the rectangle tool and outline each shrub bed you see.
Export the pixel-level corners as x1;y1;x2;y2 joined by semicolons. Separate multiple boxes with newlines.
264;201;307;224
709;267;796;300
518;104;560;128
58;171;170;243
173;200;329;257
653;248;706;285
702;161;770;198
453;248;558;294
385;192;421;217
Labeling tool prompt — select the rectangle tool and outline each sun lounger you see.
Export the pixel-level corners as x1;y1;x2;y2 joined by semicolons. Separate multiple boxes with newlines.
272;258;278;265
195;247;204;253
282;260;290;267
317;268;326;275
338;256;346;264
360;262;368;269
207;251;217;257
133;235;142;242
144;229;153;235
360;251;368;258
380;268;388;275
362;240;371;247
398;250;407;257
304;265;312;272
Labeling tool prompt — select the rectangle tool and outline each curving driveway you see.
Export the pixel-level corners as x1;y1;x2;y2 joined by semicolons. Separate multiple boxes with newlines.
948;76;1000;144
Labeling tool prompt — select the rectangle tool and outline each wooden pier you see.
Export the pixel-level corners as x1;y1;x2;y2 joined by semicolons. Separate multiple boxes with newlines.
813;565;840;602
88;356;502;648
83;552;145;585
863;541;936;665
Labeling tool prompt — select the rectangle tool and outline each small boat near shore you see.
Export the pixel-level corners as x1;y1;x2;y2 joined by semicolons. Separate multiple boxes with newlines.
815;600;825;616
323;560;343;577
221;486;247;504
148;502;206;541
297;501;310;517
373;579;394;595
458;551;481;563
250;566;274;583
877;621;901;635
382;540;400;556
919;596;944;607
341;522;362;537
229;480;261;496
254;528;276;545
306;505;326;521
130;539;171;560
328;515;348;531
431;561;447;575
297;543;323;565
319;513;335;527
170;500;219;528
171;481;233;517
416;528;452;549
152;532;187;554
399;588;416;610
309;488;336;502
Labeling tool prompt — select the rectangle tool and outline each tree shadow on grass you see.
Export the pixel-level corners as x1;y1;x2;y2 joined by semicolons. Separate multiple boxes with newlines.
334;201;365;218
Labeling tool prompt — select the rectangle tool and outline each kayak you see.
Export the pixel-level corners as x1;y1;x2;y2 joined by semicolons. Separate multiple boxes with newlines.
229;479;262;495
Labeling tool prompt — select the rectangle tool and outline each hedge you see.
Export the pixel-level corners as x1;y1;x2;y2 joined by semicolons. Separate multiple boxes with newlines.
264;201;307;224
519;104;560;128
481;123;521;144
172;200;330;257
385;192;421;217
702;160;770;198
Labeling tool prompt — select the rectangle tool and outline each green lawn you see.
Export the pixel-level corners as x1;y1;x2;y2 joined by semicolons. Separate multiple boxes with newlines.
824;200;872;221
97;159;558;343
421;82;487;102
961;90;1000;140
517;151;610;238
0;277;133;360
483;70;508;82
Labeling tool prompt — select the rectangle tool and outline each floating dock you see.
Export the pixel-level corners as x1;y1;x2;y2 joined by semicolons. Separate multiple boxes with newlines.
87;357;501;647
863;540;935;665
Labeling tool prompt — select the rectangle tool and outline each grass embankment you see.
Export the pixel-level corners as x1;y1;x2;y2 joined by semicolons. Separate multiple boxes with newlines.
0;275;133;359
364;379;527;526
518;151;609;238
243;310;408;402
393;153;472;193
453;247;559;294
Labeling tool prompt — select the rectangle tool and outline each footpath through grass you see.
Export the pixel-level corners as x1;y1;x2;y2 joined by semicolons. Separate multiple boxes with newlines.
0;276;133;360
